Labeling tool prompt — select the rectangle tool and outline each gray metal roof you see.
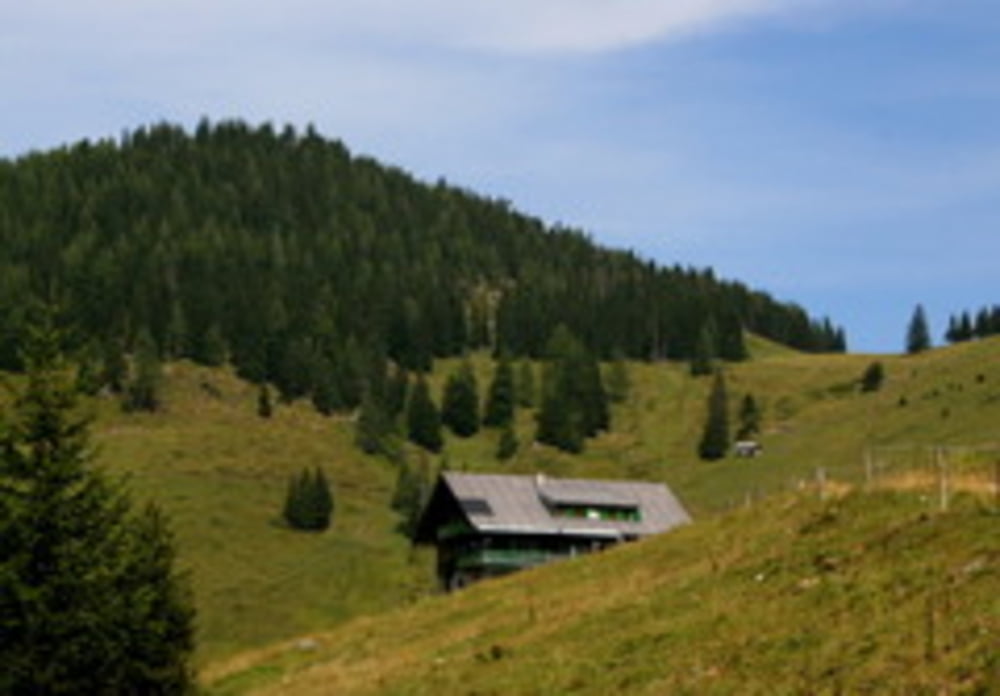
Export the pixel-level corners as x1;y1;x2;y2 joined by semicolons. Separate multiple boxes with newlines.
441;472;691;538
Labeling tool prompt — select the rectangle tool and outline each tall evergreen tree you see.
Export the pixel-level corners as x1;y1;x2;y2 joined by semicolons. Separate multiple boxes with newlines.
102;336;128;394
604;351;631;404
441;360;479;437
689;320;715;376
0;325;195;693
282;468;334;531
310;356;341;416
535;388;583;453
391;454;432;539
257;382;274;418
534;325;608;452
906;304;932;355
958;311;974;341
577;349;609;437
736;392;761;440
945;315;960;344
355;389;393;456
516;359;536;408
697;370;730;460
196;322;227;367
717;310;748;362
123;327;163;412
496;422;519;461
74;340;105;396
973;307;991;338
860;361;885;393
385;365;410;419
482;352;515;428
406;374;443;453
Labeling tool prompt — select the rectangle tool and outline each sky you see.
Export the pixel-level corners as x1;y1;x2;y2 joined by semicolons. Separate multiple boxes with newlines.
2;1;998;353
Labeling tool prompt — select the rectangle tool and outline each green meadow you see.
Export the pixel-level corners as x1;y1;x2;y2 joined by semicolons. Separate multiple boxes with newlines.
207;490;998;695
30;336;998;676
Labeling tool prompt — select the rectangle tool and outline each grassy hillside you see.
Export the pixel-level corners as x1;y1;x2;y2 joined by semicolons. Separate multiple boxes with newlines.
18;336;995;668
437;336;1000;516
84;363;435;665
204;489;999;695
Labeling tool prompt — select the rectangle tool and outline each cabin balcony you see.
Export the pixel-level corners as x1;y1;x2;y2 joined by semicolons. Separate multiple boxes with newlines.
454;547;572;571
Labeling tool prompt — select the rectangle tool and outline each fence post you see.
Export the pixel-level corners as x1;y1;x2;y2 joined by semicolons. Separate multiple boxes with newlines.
936;447;949;513
817;467;827;501
864;447;873;490
994;459;1000;512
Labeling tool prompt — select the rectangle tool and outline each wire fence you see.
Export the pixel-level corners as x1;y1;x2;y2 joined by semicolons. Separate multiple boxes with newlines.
730;444;1000;513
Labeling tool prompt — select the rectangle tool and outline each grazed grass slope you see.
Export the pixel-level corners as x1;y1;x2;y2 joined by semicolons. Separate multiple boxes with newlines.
84;363;435;665
440;336;1000;516
206;490;999;695
9;337;994;668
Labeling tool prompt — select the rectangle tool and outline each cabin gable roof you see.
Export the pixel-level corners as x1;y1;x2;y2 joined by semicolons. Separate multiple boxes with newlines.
415;472;690;543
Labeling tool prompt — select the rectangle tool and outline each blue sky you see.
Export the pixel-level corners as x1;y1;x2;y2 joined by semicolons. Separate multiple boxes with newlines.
2;1;998;353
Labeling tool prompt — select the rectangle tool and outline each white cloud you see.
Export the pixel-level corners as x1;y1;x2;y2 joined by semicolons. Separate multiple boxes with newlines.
3;0;822;58
423;0;795;54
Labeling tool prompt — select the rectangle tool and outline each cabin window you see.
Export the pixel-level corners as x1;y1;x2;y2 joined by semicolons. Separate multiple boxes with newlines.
459;497;493;516
551;504;641;522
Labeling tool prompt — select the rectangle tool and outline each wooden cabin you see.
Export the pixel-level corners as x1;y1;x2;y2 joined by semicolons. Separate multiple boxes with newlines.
414;472;691;590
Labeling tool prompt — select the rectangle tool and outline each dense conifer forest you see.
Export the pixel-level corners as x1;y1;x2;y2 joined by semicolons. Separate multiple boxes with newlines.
0;120;844;410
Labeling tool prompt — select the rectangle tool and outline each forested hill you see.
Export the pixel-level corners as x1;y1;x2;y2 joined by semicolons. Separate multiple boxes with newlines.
0;120;843;405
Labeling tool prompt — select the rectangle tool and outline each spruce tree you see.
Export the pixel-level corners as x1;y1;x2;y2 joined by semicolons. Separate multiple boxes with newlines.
697;370;730;460
164;301;189;359
0;325;195;693
309;468;334;530
516;359;536;408
441;360;479;437
496;422;519;460
355;389;392;456
576;348;609;437
74;340;105;396
906;304;932;354
406;374;443;453
604;352;630;404
534;325;604;452
945;315;960;344
391;455;430;539
717;310;748;362
282;473;300;526
123;327;163;412
483;353;515;428
536;389;583;453
283;468;334;531
102;336;128;394
385;366;410;419
197;322;227;367
736;393;761;440
974;307;991;338
958;311;974;341
860;361;885;393
689;320;715;376
310;356;341;416
257;382;274;418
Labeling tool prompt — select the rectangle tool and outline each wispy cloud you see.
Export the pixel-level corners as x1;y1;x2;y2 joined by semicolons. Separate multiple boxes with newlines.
4;0;826;58
368;0;798;54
